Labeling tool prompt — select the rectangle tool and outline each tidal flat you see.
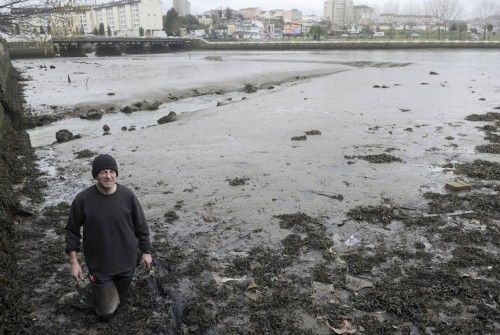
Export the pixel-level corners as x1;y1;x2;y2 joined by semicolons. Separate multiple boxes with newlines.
13;50;499;334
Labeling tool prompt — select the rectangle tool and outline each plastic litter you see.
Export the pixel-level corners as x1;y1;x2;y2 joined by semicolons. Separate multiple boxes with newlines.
345;235;361;247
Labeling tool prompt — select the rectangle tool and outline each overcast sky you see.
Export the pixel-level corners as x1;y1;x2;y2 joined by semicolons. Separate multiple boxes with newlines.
163;0;480;16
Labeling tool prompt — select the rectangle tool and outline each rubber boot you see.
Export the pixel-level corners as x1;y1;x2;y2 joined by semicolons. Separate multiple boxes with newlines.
92;281;120;321
114;275;133;305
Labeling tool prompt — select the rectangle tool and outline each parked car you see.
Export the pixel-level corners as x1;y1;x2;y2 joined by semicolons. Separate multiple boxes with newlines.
372;32;385;37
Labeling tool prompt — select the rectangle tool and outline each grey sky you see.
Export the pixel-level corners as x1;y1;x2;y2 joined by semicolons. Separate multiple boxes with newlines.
163;0;480;16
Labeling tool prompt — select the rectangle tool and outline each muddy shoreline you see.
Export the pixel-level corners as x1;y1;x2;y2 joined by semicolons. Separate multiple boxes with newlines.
8;50;500;334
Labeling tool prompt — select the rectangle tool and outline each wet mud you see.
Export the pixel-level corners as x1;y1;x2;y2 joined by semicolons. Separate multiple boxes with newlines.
7;51;500;334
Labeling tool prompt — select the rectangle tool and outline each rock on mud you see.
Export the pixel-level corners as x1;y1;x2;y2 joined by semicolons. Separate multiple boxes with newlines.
120;105;139;114
103;124;110;132
80;111;102;120
157;112;177;125
56;129;80;143
305;130;321;135
291;135;307;141
445;180;471;191
429;71;439;75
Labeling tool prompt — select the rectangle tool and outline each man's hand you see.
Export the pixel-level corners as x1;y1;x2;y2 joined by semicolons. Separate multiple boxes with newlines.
69;251;84;281
70;262;84;281
140;253;153;271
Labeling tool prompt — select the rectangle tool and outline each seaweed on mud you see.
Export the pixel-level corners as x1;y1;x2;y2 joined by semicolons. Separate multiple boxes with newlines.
282;232;333;256
465;112;500;122
164;210;179;222
477;124;499;132
303;232;334;252
346;205;396;225
423;192;499;215
274;212;323;233
353;315;396;335
345;153;403;163
182;253;213;277
35;202;70;235
305;130;321;135
225;247;294;285
342;250;387;275
449;245;499;270
224;255;252;277
455;160;500;180
312;262;346;287
282;234;303;256
354;266;500;333
226;177;249;186
242;83;257;93
249;279;313;334
484;131;500;143
74;149;97;159
402;215;446;227
440;225;500;247
291;135;307;141
475;144;500;154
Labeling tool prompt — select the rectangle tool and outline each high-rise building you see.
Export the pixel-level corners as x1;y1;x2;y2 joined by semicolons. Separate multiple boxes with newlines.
324;0;353;30
173;0;191;16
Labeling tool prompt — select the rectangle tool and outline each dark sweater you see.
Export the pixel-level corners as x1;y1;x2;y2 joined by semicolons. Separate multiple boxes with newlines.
65;184;151;276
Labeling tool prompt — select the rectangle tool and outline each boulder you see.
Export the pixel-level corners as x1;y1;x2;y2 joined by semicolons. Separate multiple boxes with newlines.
56;129;79;143
80;111;102;120
157;112;177;125
144;100;162;111
120;105;139;114
103;124;110;132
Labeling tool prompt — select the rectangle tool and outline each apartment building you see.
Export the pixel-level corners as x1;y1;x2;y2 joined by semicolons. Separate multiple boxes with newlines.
80;0;162;36
324;0;354;30
353;5;374;26
173;0;191;16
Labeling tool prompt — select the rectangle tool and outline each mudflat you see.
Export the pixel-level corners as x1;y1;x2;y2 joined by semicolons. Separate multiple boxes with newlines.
14;50;499;334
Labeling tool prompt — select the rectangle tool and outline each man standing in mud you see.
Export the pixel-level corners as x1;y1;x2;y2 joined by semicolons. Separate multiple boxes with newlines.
65;154;152;320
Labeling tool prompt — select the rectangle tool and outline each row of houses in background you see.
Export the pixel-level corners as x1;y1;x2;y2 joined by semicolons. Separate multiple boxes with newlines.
8;0;499;40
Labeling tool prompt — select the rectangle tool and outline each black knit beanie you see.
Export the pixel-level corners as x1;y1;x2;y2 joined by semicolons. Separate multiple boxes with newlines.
92;154;118;179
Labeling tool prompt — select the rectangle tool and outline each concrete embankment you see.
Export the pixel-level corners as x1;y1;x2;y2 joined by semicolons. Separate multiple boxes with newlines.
192;39;500;50
0;39;37;332
8;41;56;59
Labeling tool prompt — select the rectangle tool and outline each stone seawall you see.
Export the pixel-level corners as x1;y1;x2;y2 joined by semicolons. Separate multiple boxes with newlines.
191;39;500;50
0;39;37;332
8;42;56;59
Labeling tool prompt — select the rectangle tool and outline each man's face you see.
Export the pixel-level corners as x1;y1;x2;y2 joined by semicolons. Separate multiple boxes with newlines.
96;169;117;190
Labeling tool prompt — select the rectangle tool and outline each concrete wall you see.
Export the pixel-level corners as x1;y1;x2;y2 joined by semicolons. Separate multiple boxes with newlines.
7;42;56;59
192;39;500;50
